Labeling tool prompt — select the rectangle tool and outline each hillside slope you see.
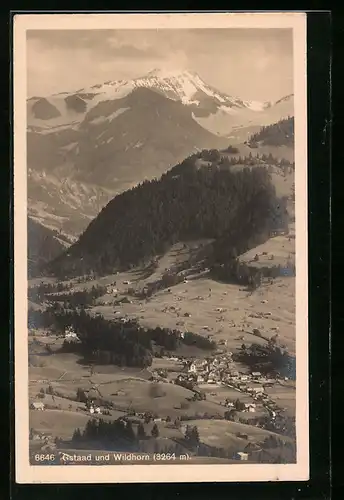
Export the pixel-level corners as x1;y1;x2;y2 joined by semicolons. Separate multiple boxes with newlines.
28;218;67;277
44;153;288;279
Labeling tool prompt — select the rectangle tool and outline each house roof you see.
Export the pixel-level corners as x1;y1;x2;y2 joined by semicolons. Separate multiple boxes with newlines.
31;401;44;408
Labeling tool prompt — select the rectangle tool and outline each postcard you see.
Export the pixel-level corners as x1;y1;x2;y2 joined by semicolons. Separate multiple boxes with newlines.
13;11;308;483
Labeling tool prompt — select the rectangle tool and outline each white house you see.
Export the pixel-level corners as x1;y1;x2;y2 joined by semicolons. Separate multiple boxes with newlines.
65;332;80;342
252;387;264;394
235;452;249;461
30;402;45;411
189;360;207;373
252;372;262;378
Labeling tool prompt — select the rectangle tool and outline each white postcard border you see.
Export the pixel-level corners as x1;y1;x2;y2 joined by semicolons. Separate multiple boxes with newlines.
14;12;308;484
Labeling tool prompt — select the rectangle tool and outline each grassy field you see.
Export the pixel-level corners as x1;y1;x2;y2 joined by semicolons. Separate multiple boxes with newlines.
29;409;91;440
84;274;295;356
185;419;294;449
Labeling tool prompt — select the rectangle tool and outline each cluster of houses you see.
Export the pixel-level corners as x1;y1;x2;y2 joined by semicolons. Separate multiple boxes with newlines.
188;354;234;384
64;326;80;343
30;401;45;411
179;353;282;418
86;400;102;415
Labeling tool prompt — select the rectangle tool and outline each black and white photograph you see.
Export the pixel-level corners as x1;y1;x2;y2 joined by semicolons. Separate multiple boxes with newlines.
14;12;308;483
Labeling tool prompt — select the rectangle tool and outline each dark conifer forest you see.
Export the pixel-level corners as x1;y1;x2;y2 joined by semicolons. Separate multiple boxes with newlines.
28;305;215;368
248;117;294;147
43;152;289;279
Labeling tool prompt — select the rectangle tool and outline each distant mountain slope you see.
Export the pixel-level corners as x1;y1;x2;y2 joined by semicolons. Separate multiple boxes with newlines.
193;95;294;138
28;170;117;236
28;217;67;278
27;69;294;239
73;87;229;185
44;152;287;279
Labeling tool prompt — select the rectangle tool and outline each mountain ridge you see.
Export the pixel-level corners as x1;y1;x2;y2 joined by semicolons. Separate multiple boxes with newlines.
28;68;293;128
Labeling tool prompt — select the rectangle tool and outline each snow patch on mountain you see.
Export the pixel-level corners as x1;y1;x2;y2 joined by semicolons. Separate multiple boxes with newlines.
89;107;130;126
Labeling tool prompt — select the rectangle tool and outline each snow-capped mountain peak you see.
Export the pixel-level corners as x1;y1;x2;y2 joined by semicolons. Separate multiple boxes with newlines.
27;67;293;137
129;68;267;110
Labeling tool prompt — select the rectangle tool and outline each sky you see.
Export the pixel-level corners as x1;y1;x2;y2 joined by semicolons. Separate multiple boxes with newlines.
27;29;293;102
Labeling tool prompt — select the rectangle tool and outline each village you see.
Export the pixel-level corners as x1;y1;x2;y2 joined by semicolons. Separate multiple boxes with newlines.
150;350;289;420
29;335;294;463
32;323;291;430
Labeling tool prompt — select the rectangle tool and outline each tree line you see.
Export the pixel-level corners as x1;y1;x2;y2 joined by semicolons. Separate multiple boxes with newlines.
28;282;107;307
247;117;294;147
28;306;215;368
72;418;144;451
67;415;295;462
28;281;71;303
233;342;296;380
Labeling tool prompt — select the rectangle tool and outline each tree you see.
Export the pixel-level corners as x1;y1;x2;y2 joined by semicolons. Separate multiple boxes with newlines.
234;399;245;411
151;423;159;438
184;425;200;447
125;421;136;442
191;426;200;446
224;409;236;421
72;428;82;442
137;423;146;440
76;387;87;403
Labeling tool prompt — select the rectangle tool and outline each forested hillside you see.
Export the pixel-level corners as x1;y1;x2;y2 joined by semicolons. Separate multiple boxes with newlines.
44;153;288;279
248;117;294;147
28;217;66;278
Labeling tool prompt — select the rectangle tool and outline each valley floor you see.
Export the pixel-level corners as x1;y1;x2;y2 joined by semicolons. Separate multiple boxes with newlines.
28;235;296;465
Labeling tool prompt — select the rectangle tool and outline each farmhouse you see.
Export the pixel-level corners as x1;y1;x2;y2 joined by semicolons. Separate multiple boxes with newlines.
64;332;80;343
252;387;264;394
30;402;45;411
234;451;249;461
189;360;208;373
